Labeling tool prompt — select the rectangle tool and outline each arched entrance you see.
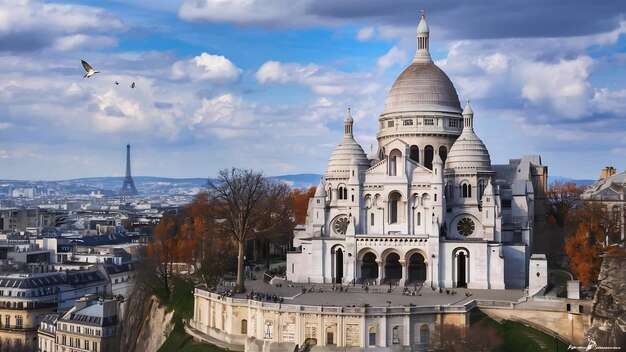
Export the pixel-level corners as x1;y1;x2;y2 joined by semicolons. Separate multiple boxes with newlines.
456;251;468;287
408;253;426;283
335;249;343;284
360;252;378;281
384;253;401;282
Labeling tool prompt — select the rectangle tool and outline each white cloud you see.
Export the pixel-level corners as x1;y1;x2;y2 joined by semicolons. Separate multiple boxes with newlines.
256;61;319;84
357;27;375;41
178;0;316;28
0;0;123;51
377;46;407;70
516;57;594;118
256;60;381;97
52;34;117;51
171;52;242;83
0;149;10;159
592;88;626;116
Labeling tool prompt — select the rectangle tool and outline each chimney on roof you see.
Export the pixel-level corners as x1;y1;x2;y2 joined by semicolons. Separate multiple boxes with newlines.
600;166;617;180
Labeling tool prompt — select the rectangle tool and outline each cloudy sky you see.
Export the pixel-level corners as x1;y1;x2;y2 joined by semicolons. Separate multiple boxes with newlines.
0;0;625;181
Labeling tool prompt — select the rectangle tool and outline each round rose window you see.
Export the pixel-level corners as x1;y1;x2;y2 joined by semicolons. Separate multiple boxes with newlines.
332;216;349;235
457;218;475;236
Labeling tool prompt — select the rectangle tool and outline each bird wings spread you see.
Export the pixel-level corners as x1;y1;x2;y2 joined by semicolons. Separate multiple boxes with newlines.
81;60;93;72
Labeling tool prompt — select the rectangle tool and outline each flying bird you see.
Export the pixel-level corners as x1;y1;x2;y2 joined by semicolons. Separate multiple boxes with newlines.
115;81;119;85
131;82;135;89
81;60;100;78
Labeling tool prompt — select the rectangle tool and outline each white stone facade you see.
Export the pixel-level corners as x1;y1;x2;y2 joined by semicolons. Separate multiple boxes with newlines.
287;14;547;290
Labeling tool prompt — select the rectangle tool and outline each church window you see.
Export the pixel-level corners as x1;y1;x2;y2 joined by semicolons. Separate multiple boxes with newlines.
371;213;374;226
457;218;475;236
424;118;434;126
439;146;447;163
448;119;459;128
424;145;434;170
390;156;397;176
389;192;401;224
461;183;472;198
344;188;348;199
478;180;486;200
417;212;421;226
387;120;394;128
446;181;453;200
332;216;349;235
392;326;400;344
409;145;419;163
434;194;437;201
351;194;354;202
403;119;413;126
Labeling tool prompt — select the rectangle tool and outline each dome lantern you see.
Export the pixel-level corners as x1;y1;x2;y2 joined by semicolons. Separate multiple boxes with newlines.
414;11;432;63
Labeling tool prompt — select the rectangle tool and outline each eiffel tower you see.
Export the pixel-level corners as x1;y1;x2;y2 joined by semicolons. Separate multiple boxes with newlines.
120;144;139;196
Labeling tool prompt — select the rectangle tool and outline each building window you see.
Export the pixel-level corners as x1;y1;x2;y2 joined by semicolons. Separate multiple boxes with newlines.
387;120;394;128
389;156;397;176
417;212;421;226
85;340;89;349
403;119;413;126
389;192;401;224
370;213;374;226
424;118;434;126
392;326;400;344
461;183;472;198
241;319;248;334
15;315;22;328
93;342;98;351
448;119;459;127
4;315;9;327
369;327;377;346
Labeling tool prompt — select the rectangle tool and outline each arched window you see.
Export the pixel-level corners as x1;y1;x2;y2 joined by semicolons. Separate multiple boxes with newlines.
417;212;421;226
370;213;375;226
344;188;348;200
409;145;419;163
420;324;430;344
478;180;486;200
392;326;400;344
389;192;401;224
461;183;472;198
439;146;448;164
369;327;377;346
424;145;434;170
389;149;402;176
241;319;248;334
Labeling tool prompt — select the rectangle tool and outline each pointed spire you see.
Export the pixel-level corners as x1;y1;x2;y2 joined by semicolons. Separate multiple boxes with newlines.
344;107;354;136
462;99;474;131
413;11;432;63
314;177;326;197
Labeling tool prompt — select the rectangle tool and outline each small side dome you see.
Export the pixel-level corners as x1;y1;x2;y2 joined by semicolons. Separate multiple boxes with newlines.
446;100;492;171
325;109;371;177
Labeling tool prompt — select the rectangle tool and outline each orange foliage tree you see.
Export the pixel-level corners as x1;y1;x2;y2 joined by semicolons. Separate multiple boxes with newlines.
545;181;584;264
145;217;178;299
292;186;317;224
565;223;603;286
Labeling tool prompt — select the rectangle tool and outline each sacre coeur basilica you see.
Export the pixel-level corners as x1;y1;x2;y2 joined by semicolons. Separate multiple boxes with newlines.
190;14;552;352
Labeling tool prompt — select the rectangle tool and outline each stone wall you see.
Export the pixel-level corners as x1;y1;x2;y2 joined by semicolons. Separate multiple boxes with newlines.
586;255;626;348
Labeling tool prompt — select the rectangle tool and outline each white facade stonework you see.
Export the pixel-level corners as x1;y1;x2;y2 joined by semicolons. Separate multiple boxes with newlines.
287;14;547;290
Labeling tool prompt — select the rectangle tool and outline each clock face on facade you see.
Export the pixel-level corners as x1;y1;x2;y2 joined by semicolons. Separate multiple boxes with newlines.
457;217;475;236
332;216;349;235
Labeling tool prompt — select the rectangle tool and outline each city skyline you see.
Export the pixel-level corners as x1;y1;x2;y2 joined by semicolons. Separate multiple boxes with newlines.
0;0;625;180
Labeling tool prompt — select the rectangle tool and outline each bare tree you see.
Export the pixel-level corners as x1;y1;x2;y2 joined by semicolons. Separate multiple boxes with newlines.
207;168;294;292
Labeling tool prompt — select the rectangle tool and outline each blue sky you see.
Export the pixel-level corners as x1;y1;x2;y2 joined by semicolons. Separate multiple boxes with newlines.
0;0;625;181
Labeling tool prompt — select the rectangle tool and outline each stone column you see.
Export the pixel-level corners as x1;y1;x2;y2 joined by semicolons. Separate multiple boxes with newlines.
380;316;387;347
399;259;407;286
403;314;411;346
319;314;324;346
376;259;383;285
360;316;367;348
338;315;344;347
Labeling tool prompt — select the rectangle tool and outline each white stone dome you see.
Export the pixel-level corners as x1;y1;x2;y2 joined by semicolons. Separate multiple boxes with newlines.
445;101;492;171
382;61;462;115
325;136;370;177
326;110;371;177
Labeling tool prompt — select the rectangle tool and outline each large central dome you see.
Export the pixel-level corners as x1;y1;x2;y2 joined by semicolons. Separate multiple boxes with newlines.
382;62;462;115
381;14;461;116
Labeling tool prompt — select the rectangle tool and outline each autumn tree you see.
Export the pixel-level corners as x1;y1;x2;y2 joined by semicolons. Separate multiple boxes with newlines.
145;217;178;300
545;181;584;264
207;168;294;293
565;223;603;286
292;186;317;224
